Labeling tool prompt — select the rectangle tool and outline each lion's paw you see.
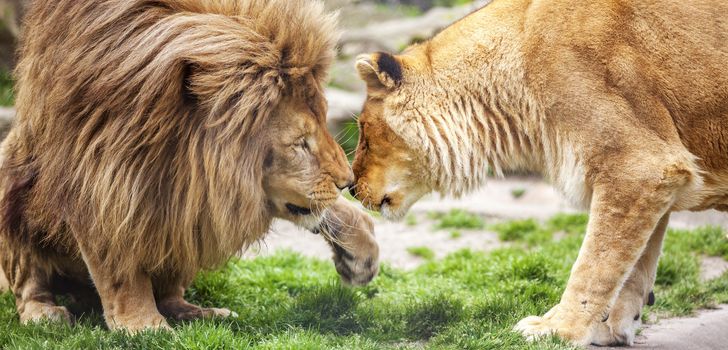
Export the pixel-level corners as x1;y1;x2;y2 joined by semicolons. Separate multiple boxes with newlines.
20;303;73;325
158;297;238;321
207;307;239;319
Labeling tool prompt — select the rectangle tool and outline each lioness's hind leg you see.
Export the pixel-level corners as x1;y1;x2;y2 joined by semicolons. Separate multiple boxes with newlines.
592;214;669;346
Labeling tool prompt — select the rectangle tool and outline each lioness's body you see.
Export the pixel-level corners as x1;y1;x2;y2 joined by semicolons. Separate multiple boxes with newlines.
353;0;727;346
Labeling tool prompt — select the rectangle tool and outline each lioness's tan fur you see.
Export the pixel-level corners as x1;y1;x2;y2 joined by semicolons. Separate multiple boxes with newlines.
0;0;379;331
352;0;727;346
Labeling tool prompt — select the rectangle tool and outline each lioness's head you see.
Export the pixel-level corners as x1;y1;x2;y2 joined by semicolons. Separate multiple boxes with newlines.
263;84;354;229
351;51;433;220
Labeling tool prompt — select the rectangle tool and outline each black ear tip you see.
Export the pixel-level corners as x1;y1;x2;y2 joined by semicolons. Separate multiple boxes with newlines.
375;52;403;85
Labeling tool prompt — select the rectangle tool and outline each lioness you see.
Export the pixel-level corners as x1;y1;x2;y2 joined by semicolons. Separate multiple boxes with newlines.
0;0;378;332
352;0;727;346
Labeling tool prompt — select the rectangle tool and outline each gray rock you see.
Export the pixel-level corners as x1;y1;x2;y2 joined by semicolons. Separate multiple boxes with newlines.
326;88;365;124
340;0;491;55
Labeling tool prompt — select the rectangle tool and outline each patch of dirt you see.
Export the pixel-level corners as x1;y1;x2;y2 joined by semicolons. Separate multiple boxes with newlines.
249;215;503;270
593;305;728;350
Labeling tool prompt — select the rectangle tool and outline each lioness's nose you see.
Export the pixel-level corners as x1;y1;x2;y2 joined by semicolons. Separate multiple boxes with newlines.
336;171;355;190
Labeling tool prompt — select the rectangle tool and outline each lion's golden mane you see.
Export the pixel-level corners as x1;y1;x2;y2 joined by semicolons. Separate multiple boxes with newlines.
1;0;339;282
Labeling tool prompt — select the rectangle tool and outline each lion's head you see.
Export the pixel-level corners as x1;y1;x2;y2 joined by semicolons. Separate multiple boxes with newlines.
261;81;354;229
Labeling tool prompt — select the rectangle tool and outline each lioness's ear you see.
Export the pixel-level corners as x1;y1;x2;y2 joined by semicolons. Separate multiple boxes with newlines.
356;52;403;93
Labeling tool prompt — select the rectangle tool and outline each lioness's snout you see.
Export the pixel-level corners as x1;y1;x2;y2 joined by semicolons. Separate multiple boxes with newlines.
318;198;380;286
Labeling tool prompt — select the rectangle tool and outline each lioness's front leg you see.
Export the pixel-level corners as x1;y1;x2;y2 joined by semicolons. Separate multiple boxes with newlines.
591;214;669;346
516;164;691;345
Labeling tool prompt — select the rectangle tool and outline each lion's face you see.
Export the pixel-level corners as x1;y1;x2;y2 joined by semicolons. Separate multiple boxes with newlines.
263;91;354;229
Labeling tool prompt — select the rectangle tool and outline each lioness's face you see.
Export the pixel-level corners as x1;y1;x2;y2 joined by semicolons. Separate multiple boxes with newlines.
351;52;431;220
263;91;354;229
352;100;429;220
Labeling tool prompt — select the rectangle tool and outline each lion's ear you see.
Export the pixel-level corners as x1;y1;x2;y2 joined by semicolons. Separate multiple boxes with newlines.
356;52;403;94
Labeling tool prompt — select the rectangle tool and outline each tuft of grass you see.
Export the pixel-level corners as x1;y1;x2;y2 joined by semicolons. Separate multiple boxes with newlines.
337;120;359;162
491;219;552;246
1;220;726;349
491;213;589;246
432;209;485;230
546;213;589;235
435;0;475;7
450;231;462;239
289;283;368;335
404;295;464;340
0;69;13;107
510;188;527;199
407;246;435;260
405;214;418;227
667;226;728;260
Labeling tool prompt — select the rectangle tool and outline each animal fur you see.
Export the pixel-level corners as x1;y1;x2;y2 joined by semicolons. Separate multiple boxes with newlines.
0;0;378;331
352;0;727;346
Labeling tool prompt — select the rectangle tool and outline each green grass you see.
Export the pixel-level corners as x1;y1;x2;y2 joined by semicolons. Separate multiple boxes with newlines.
434;0;475;7
407;246;436;260
337;120;359;162
405;214;418;227
510;188;527;199
450;231;462;239
0;69;13;106
491;214;590;246
430;209;485;230
1;218;727;349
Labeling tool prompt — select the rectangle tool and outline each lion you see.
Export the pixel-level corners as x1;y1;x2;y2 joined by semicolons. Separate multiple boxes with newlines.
351;0;728;346
0;0;379;332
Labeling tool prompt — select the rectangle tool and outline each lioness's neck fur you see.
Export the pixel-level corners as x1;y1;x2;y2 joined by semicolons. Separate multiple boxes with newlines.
385;3;563;200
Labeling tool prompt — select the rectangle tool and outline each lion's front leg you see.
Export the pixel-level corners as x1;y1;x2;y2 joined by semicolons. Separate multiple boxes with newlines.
316;197;379;286
591;214;669;346
516;168;689;345
79;247;168;332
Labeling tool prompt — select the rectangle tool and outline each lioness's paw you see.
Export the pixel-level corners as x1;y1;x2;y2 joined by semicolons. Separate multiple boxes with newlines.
20;304;73;325
514;314;591;346
514;316;557;341
591;317;638;346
